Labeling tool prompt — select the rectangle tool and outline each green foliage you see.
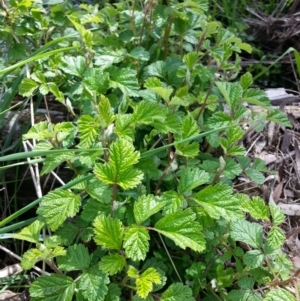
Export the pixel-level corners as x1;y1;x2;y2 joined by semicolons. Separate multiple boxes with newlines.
1;0;293;300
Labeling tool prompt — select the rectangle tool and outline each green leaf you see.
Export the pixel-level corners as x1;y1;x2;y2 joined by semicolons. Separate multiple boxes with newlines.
267;109;291;127
37;190;81;231
132;100;167;125
99;253;126;275
216;82;243;110
114;114;135;139
94;215;124;250
99;95;115;126
124;225;150;261
230;220;263;248
136;268;161;298
55;221;79;245
78;115;101;148
161;283;194;301
178;167;210;194
129;47;150;61
243;250;264;268
264;288;296;301
109;66;139;96
267;226;285;249
241;197;269;220
13;220;44;243
83;68;110;94
155;209;205;252
134;195;166;224
240;72;253;90
94;139;143;189
78;266;110;301
81;198;110;222
161;191;184;215
269;204;285;226
57;244;90;271
143;61;166;79
242;88;271;109
60;55;85;77
245;168;265;184
30;275;75;301
105;283;121;301
194;184;243;220
19;78;39;97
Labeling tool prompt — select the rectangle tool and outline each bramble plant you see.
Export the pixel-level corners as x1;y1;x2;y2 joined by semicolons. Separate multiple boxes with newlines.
0;0;296;300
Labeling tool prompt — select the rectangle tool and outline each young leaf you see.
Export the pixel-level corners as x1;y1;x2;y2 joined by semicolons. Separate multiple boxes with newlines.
240;72;253;90
60;55;85;77
30;275;75;301
136;268;161;298
267;226;285;249
94;215;124;250
94;139;143;189
99;253;126;275
161;191;184;215
241;197;269;221
155;209;205;252
13;220;44;243
230;220;263;248
161;283;194;301
78;115;101;148
57;244;90;271
37;190;81;231
83;68;110;94
216;82;243;110
124;225;150;261
178;167;210;194
134;195;166;224
267;109;291;127
269;204;285;226
194;184;243;220
55;222;79;246
19;78;39;97
78;266;110;301
99;95;115;126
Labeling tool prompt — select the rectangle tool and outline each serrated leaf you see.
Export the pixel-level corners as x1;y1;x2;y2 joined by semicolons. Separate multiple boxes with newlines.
99;95;115;126
216;82;243;110
114;113;135;139
124;225;150;261
60;55;85;77
194;184;243;220
99;253;126;275
37;190;81;231
78;115;101;148
242;88;271;109
109;66;139;96
143;61;166;79
241;197;270;220
136;268;161;298
161;283;194;301
155;209;205;252
264;288;296;301
79;266;109;301
105;283;121;301
148;86;174;102
13;220;44;243
161;191;184;215
19;78;39;97
55;222;79;245
81;198;110;222
243;250;264;268
134;195;166;224
230;219;263;248
228;290;262;301
178;167;210;194
267;109;291;127
223;157;243;179
94;139;143;189
132;100;167;124
129;47;150;61
128;265;139;278
41;152;75;175
240;72;253;90
57;244;90;271
269;204;285;226
267;226;285;249
133;295;154;301
245;168;265;184
94;215;124;250
30;275;75;301
83;68;110;95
